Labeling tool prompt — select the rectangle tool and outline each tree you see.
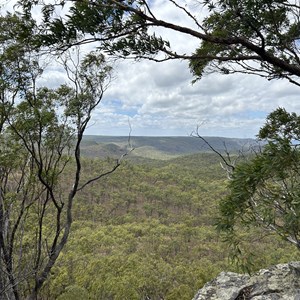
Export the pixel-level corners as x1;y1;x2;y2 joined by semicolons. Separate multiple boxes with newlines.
217;107;300;269
0;12;123;299
19;0;300;86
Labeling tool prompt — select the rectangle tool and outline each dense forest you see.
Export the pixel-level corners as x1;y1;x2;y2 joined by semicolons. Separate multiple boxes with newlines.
2;0;300;298
36;144;298;300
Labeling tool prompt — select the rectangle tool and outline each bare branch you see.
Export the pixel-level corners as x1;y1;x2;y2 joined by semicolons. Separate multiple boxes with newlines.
191;127;235;176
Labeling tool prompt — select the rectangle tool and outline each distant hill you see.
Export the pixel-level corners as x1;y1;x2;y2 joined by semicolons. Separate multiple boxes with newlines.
81;135;261;160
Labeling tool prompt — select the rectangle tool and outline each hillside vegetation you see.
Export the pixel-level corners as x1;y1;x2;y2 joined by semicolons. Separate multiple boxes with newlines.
38;138;298;299
81;135;259;160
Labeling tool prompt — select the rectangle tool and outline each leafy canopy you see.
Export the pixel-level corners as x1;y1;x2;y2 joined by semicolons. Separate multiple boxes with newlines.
17;0;300;86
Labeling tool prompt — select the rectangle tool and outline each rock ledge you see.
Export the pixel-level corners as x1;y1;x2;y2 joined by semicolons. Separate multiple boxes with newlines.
193;261;300;300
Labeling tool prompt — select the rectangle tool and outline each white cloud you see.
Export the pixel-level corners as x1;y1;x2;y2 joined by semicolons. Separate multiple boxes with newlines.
90;51;299;137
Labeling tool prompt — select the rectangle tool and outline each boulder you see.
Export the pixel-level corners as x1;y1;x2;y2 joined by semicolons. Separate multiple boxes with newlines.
193;261;300;300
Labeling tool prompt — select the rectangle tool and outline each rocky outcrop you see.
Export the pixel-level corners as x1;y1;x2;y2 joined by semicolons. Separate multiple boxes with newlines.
193;261;300;300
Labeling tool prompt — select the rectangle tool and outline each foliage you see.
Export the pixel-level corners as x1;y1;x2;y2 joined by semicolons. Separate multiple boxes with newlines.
190;0;300;81
0;12;116;300
217;108;300;271
18;0;300;86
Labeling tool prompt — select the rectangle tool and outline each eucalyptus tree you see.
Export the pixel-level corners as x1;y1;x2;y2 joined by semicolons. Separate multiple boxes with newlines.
217;108;300;270
0;12;123;300
19;0;300;85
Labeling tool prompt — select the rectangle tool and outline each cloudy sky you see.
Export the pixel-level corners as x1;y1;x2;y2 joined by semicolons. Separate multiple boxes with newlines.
3;0;300;138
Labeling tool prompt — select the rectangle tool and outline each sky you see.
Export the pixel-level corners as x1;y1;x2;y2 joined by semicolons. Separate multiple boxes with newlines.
3;0;300;138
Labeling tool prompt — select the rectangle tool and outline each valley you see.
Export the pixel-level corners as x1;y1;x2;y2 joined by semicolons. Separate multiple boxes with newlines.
40;136;298;300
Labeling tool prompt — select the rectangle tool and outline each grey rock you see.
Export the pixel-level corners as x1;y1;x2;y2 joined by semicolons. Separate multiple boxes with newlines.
193;262;300;300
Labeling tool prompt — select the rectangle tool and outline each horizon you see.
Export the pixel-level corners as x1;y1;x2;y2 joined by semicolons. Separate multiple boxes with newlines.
83;134;258;139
